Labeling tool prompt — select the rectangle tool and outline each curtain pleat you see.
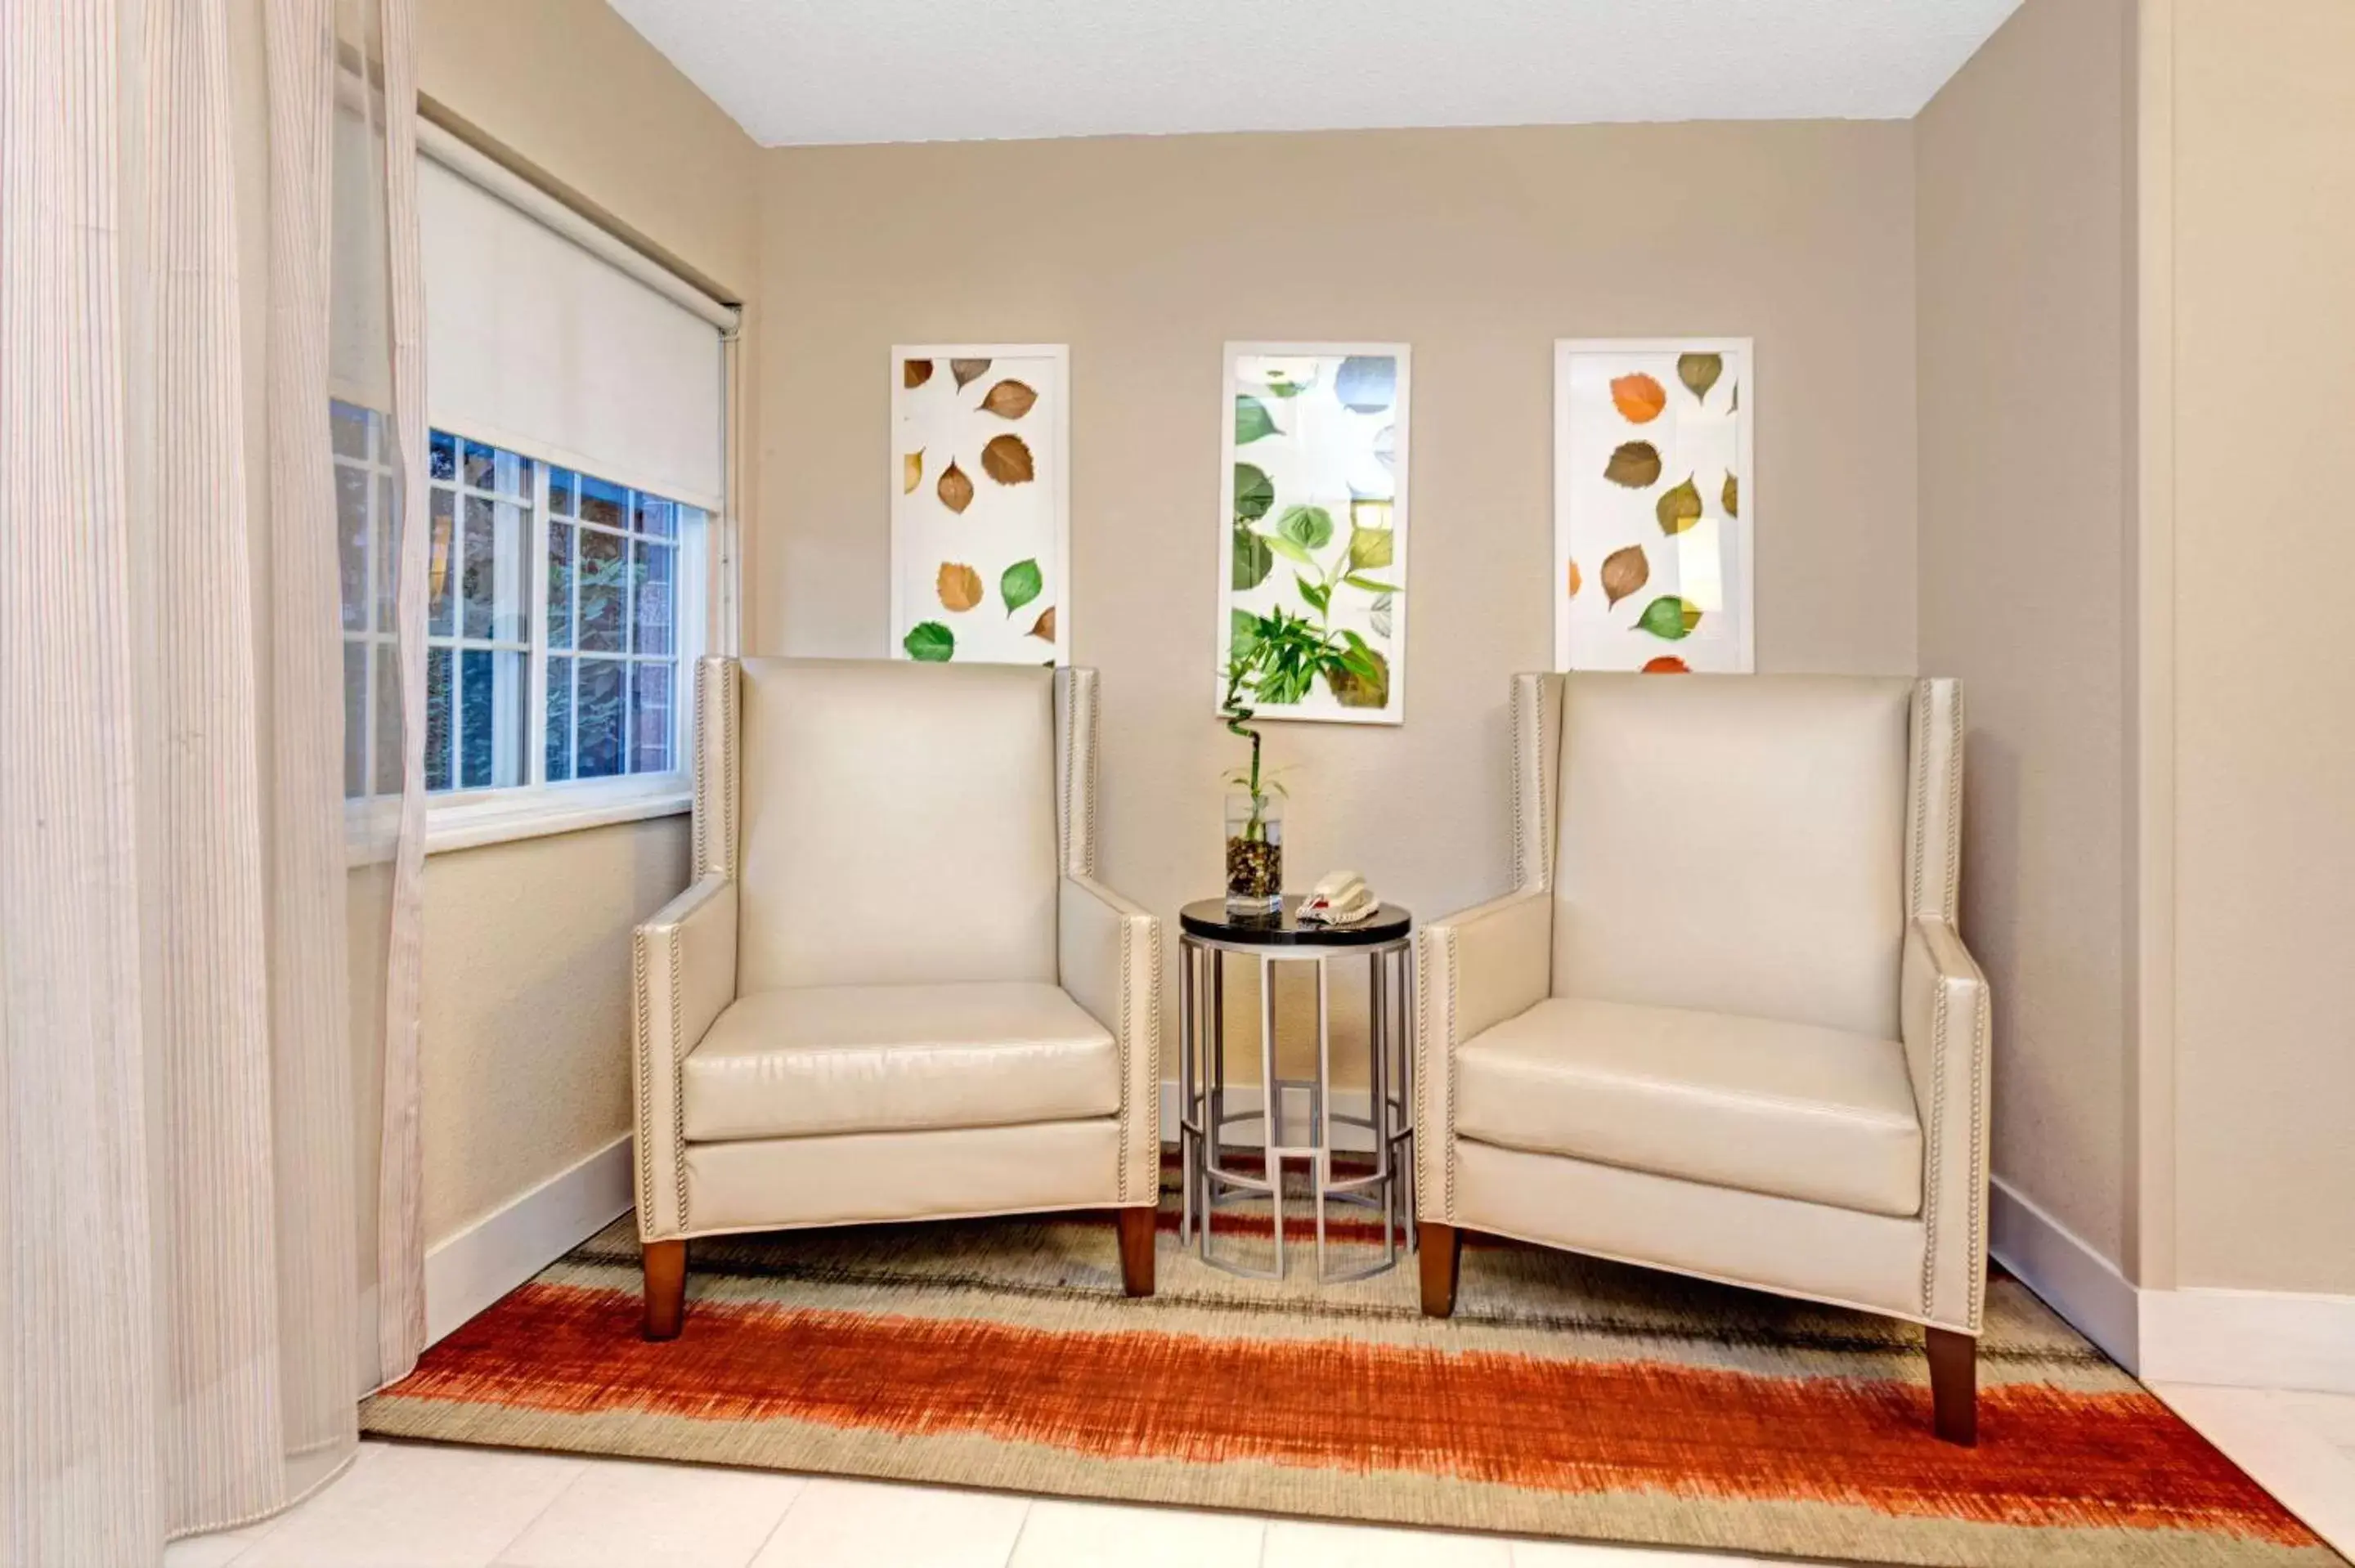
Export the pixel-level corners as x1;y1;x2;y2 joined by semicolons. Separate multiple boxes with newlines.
0;0;164;1557
372;0;432;1385
2;0;419;1556
139;0;297;1525
262;0;364;1487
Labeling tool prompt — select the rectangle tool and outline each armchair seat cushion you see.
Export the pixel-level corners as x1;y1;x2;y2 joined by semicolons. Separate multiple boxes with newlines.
1452;997;1923;1218
683;982;1118;1143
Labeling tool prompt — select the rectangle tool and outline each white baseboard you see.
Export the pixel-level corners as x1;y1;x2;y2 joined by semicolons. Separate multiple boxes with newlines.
424;1133;633;1347
2141;1285;2355;1396
1988;1174;2141;1369
1985;1174;2355;1394
1158;1080;1383;1154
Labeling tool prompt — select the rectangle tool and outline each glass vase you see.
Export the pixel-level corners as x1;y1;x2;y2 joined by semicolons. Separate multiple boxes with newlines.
1224;793;1283;917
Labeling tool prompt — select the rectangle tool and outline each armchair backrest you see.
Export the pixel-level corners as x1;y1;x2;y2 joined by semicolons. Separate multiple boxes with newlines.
1510;672;1960;1041
694;656;1097;992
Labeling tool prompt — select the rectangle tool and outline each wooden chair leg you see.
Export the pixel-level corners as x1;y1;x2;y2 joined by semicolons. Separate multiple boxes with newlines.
1927;1326;1977;1445
1420;1221;1461;1318
1117;1206;1156;1297
643;1239;686;1341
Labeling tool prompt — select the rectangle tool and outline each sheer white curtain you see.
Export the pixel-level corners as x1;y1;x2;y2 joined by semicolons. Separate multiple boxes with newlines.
0;0;426;1557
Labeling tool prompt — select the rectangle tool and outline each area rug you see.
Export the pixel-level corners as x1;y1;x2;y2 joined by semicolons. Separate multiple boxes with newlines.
365;1163;2340;1567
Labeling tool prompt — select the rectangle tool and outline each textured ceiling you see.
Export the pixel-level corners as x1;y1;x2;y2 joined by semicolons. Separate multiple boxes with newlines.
607;0;2022;148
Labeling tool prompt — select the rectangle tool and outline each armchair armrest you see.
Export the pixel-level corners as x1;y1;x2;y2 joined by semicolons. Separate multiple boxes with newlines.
1415;888;1553;1225
631;874;738;1239
1900;916;1991;1333
1059;875;1163;1207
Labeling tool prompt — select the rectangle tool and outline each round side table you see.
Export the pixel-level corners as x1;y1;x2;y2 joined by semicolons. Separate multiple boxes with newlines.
1176;898;1415;1282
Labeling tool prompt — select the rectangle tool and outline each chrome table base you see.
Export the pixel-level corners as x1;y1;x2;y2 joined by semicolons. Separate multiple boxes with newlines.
1176;925;1415;1282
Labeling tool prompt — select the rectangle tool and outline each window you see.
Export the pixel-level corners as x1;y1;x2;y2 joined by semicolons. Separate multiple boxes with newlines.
348;139;728;857
340;414;708;855
402;428;706;800
541;463;696;784
424;432;532;792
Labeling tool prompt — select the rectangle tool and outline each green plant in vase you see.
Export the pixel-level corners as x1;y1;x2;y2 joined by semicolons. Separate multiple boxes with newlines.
1218;607;1380;916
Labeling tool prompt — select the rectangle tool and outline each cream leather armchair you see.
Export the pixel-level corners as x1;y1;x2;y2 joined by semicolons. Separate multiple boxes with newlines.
1415;674;1989;1443
631;656;1163;1336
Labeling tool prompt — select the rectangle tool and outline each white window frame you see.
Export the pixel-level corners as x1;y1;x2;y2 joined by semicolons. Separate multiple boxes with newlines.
344;428;711;864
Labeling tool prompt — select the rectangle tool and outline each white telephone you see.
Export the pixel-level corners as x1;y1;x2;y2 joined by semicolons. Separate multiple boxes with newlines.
1300;870;1379;926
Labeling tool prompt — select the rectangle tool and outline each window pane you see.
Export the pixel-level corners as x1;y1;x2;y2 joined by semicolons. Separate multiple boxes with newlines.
331;400;372;460
425;647;453;791
576;658;626;779
460;495;528;643
578;473;626;529
462;495;495;639
577;528;626;652
493;498;527;640
631;540;675;656
428;429;455;482
491;448;532;498
630;662;673;775
459;648;527;791
336;464;369;632
547;521;574;651
428;489;456;636
633;493;675;540
375;476;397;632
374;645;403;797
550;467;576;516
343;642;368;797
460;438;497;491
545;654;574;782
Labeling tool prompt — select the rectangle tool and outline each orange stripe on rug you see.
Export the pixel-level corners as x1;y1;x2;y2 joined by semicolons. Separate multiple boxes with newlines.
379;1281;2310;1546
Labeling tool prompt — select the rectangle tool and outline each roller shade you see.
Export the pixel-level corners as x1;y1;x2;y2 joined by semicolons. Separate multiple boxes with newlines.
419;155;724;506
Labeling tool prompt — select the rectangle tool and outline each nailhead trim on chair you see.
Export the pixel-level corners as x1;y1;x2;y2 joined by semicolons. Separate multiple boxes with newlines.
1910;679;1985;1330
1056;669;1102;880
722;663;740;880
1057;674;1075;876
630;930;655;1232
691;662;711;880
1967;973;1989;1330
1509;678;1532;890
1145;915;1163;1193
1919;979;1949;1319
1083;675;1101;878
670;939;691;1230
1421;925;1460;1224
1508;674;1556;895
1059;669;1154;1203
1945;684;1985;1329
1909;683;1930;921
1115;912;1133;1205
1941;683;1964;922
1910;682;1939;1320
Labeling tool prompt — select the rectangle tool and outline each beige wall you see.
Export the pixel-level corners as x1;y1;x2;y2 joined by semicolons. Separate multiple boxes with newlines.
1914;0;2137;1266
753;123;1919;1066
2160;0;2355;1293
419;820;689;1238
416;0;760;298
410;2;760;1245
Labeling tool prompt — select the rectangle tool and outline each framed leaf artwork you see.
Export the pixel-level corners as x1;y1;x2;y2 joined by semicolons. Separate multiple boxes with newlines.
890;343;1070;665
1554;338;1753;674
1217;343;1411;725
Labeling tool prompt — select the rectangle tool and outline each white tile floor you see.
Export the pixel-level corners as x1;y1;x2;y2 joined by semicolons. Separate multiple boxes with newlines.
164;1387;2355;1568
2150;1382;2355;1559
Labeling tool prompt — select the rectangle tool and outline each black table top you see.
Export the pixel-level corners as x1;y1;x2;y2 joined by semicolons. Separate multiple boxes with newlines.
1178;897;1413;948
